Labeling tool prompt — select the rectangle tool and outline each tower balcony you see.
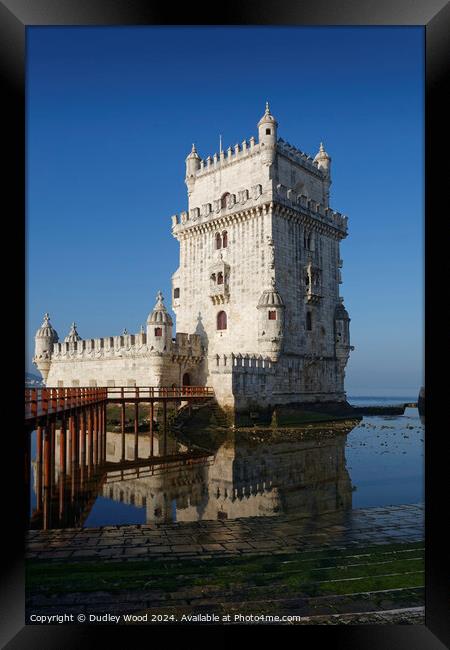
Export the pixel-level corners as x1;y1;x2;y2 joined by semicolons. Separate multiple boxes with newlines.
210;283;230;305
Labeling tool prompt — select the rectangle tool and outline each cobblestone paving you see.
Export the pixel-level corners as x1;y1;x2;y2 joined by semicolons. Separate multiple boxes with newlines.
27;503;423;561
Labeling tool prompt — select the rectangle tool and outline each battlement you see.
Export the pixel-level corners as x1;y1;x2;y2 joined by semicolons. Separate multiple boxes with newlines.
49;330;204;362
276;138;324;177
52;332;146;358
275;184;348;232
171;182;264;231
193;137;260;180
171;182;347;235
172;332;203;357
212;353;276;371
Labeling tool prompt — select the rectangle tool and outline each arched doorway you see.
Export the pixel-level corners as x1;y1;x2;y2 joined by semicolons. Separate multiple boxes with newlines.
182;372;191;386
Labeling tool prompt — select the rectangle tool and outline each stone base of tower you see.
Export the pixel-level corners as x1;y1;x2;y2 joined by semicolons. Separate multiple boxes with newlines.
208;354;351;427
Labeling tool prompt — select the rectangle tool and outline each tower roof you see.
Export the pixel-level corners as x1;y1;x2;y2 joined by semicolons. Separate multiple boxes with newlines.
147;291;173;325
335;299;350;320
257;101;278;127
257;279;285;308
314;141;331;162
186;143;200;161
64;322;81;343
35;313;59;342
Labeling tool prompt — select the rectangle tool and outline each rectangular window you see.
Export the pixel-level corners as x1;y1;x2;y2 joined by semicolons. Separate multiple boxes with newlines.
268;310;277;320
173;287;180;299
306;312;312;331
154;327;162;337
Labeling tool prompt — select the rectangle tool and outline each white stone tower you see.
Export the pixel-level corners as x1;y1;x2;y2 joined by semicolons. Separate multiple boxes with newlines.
171;104;353;413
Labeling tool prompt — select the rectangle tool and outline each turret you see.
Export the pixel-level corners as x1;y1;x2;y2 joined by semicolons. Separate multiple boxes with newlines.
64;322;81;344
334;298;353;368
257;279;285;361
314;142;332;207
33;313;59;383
185;143;201;195
257;101;277;165
146;291;173;353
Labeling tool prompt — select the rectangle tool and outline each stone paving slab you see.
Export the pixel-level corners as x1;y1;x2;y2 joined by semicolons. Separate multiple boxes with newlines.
26;503;424;562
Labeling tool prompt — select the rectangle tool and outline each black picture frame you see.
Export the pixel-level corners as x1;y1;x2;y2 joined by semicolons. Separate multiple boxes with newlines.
1;0;448;646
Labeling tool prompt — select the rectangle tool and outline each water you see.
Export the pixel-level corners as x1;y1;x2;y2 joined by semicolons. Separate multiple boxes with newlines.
29;398;424;529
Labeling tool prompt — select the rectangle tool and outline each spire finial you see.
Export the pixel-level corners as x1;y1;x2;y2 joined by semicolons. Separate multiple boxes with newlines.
156;290;164;304
43;312;50;323
265;101;270;113
219;134;222;154
319;141;324;152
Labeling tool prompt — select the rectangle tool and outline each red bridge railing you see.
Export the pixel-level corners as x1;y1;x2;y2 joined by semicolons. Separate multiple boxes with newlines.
107;386;214;400
25;386;214;421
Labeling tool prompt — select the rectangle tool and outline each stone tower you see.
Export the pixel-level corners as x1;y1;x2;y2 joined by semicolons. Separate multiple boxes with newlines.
171;104;353;413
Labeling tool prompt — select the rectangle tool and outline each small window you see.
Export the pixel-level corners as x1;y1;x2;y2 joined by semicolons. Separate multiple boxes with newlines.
173;287;180;299
154;327;162;337
268;310;277;320
216;232;222;249
266;128;271;135
306;312;312;331
217;311;227;330
217;272;224;285
222;231;228;248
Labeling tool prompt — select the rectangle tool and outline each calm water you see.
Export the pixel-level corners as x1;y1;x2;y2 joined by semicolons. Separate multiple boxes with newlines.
29;397;424;529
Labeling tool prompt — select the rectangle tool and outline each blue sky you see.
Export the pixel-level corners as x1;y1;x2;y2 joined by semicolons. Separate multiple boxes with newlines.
26;26;424;396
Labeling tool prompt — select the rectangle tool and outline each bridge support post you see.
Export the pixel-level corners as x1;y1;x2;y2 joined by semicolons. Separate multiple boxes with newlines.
163;401;167;456
70;414;77;502
98;405;103;463
149;401;154;458
93;406;98;465
49;420;56;500
43;424;51;530
121;402;126;460
134;403;139;460
36;425;43;512
58;418;66;523
103;403;107;462
80;411;86;484
88;407;93;474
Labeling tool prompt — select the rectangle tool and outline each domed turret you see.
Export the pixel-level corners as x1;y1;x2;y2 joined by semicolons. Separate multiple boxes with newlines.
314;142;331;175
146;291;173;353
33;313;59;383
185;143;201;194
334;298;353;366
64;322;81;343
258;102;278;165
257;279;285;360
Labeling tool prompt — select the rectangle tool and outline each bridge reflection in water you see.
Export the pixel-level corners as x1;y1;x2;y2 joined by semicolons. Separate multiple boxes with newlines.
30;418;357;530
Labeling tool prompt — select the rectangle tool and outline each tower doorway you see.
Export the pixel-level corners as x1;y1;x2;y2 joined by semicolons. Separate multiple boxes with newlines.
182;372;191;386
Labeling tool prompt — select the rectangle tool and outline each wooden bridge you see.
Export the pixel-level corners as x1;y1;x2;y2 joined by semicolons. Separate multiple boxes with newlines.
25;386;214;425
25;386;214;529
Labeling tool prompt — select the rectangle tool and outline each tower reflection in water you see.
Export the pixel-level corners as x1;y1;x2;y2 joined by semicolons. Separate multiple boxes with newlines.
31;423;357;529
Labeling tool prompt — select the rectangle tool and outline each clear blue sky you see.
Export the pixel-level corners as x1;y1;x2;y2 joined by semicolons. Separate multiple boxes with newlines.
26;26;424;396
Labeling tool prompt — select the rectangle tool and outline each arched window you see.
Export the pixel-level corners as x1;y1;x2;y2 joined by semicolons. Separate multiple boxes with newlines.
221;192;230;209
268;310;277;320
216;232;222;249
217;311;227;330
211;273;216;282
306;312;312;331
217;272;224;285
222;231;228;248
154;327;162;337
